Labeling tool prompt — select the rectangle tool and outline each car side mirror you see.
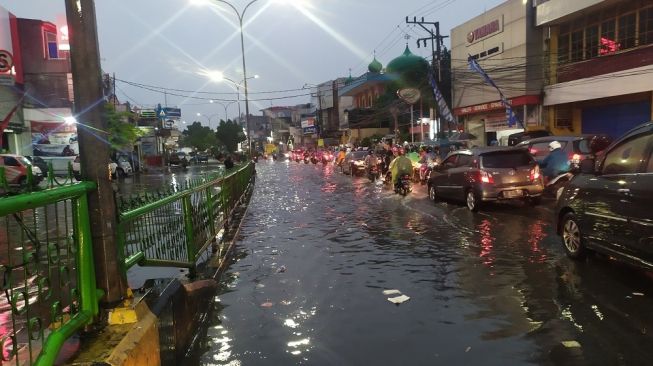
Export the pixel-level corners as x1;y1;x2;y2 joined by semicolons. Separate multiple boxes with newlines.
580;158;596;174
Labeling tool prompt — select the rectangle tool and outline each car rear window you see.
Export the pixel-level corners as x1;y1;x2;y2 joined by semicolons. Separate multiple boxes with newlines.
352;151;367;159
481;151;534;168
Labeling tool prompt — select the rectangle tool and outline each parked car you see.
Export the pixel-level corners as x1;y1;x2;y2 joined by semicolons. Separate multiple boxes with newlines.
516;134;611;169
169;152;189;167
555;122;653;269
0;154;44;185
25;156;49;176
427;147;544;211
72;156;132;180
507;130;551;146
341;151;368;176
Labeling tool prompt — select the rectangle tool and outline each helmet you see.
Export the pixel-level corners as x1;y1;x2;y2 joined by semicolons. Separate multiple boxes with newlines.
548;140;562;151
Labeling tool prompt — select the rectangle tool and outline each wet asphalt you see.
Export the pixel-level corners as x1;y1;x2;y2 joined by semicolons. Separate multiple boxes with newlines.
195;159;653;366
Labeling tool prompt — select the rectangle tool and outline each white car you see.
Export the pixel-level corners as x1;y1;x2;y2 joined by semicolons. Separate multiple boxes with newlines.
73;156;133;180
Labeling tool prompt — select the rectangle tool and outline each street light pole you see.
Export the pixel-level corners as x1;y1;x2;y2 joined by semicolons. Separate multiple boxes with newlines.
215;0;259;157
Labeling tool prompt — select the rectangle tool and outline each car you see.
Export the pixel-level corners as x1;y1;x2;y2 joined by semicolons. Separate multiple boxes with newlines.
195;153;209;163
72;156;132;180
25;156;49;176
427;147;544;211
168;152;189;167
0;154;44;185
341;151;368;175
555;122;653;269
507;130;551;146
516;134;611;170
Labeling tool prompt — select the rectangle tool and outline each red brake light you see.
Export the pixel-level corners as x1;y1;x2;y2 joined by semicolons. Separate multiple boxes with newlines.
529;148;537;155
530;165;540;182
479;170;494;184
571;153;581;162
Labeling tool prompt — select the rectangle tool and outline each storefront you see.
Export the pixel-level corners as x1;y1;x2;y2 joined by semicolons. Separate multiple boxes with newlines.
454;95;543;146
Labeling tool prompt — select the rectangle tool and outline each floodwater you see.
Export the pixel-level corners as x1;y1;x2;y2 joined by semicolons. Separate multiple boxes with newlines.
197;159;653;366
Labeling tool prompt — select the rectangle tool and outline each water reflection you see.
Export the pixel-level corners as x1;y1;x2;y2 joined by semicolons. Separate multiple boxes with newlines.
196;162;653;366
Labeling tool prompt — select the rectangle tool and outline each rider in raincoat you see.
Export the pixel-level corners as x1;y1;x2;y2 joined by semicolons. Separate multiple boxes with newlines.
389;148;413;187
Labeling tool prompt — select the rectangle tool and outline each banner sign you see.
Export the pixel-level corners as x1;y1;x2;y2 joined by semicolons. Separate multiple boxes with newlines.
427;69;457;127
468;56;523;129
31;121;78;157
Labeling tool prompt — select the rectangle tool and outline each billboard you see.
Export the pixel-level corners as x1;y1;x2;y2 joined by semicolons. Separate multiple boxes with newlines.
0;6;22;85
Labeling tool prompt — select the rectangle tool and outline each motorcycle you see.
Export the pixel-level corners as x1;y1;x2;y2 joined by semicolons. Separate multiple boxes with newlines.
311;155;319;164
368;164;380;182
546;171;574;199
394;174;412;196
303;155;310;164
322;153;333;165
419;160;440;185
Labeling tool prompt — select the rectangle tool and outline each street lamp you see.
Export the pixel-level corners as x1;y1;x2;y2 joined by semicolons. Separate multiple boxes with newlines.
196;112;220;129
193;0;260;157
210;99;237;123
204;72;258;126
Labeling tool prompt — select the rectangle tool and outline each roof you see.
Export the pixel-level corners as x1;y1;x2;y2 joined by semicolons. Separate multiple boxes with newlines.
386;45;429;75
520;134;606;144
338;72;396;97
455;146;529;155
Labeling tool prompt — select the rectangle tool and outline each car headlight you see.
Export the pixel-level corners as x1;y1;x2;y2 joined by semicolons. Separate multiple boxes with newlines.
354;161;365;166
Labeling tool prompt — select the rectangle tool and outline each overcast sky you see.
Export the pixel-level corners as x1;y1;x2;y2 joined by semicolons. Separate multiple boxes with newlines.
3;0;504;128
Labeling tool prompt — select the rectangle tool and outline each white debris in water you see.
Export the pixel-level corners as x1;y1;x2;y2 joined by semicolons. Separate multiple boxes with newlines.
387;295;410;304
561;340;581;348
632;292;645;296
382;289;402;296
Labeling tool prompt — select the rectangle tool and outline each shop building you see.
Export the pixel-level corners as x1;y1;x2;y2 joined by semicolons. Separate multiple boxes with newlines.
537;0;653;138
451;0;544;146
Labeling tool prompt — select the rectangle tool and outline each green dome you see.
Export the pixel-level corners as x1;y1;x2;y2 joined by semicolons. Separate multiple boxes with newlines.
386;45;429;75
368;57;383;73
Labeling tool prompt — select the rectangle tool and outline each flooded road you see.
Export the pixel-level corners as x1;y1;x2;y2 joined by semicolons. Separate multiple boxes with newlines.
198;159;653;365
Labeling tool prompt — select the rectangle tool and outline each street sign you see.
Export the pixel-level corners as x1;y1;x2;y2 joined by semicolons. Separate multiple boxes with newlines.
163;107;181;118
164;119;175;128
0;50;12;72
303;126;316;135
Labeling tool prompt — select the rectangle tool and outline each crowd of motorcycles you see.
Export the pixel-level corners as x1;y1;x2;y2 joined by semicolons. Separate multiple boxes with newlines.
271;147;433;196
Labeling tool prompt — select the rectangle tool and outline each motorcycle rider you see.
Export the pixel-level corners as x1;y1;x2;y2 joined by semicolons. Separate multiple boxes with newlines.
388;148;413;189
336;148;347;166
364;150;380;177
541;140;570;181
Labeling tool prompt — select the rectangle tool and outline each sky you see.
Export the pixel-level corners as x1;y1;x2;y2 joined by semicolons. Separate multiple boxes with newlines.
2;0;505;129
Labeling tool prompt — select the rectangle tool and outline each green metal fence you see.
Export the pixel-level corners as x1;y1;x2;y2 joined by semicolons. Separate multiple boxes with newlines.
0;181;102;366
116;162;255;277
0;161;255;365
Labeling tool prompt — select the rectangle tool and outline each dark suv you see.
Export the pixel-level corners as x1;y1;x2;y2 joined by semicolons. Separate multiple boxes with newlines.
427;147;544;211
516;134;611;169
555;122;653;268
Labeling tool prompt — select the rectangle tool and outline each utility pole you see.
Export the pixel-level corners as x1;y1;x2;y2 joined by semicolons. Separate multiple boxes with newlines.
406;16;449;135
65;0;127;305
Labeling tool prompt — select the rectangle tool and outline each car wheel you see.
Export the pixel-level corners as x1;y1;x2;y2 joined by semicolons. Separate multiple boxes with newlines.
466;189;480;212
428;185;438;202
561;212;586;259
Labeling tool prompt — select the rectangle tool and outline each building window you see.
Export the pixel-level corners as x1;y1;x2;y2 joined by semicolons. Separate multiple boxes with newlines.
600;19;618;55
570;30;584;61
554;104;572;129
585;25;599;58
618;13;637;50
558;33;569;64
44;31;59;59
639;7;653;45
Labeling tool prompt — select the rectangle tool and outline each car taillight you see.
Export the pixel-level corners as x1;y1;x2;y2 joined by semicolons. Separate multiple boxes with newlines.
530;165;540;182
529;148;537;155
478;170;494;184
571;153;581;163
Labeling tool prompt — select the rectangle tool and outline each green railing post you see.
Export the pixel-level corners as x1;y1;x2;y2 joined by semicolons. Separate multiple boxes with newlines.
73;192;102;317
0;166;7;190
182;195;197;274
205;186;216;238
26;165;34;190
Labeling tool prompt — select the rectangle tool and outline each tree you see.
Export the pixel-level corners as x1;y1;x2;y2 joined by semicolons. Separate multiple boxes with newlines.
180;121;220;151
215;119;246;153
105;103;142;151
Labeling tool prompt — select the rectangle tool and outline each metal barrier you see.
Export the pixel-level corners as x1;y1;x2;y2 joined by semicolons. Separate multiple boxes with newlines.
116;162;255;277
0;161;255;364
0;181;102;366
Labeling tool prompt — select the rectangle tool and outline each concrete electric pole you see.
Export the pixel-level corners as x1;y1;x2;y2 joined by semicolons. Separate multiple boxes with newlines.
65;0;127;305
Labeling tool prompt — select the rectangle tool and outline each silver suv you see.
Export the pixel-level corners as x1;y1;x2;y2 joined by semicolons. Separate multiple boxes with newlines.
427;147;544;211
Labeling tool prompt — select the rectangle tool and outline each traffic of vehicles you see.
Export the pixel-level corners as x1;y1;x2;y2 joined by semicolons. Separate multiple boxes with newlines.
280;122;653;273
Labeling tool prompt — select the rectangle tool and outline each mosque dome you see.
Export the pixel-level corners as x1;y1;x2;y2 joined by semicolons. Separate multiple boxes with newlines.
368;57;383;73
386;45;429;77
